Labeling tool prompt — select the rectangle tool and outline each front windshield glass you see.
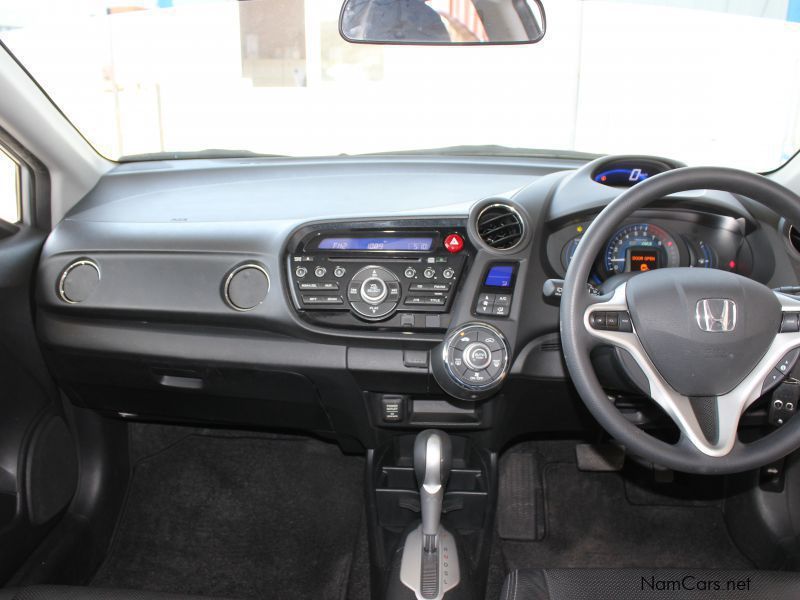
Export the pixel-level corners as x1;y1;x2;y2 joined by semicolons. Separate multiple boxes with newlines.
1;0;799;171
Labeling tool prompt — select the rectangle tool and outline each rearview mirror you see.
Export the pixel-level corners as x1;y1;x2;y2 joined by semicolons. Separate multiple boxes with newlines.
339;0;546;45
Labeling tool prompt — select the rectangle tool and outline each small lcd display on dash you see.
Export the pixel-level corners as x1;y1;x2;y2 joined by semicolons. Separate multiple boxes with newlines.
484;265;515;288
317;237;433;251
628;249;659;272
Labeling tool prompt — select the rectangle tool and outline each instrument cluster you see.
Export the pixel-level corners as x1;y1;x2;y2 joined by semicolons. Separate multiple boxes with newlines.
547;213;754;284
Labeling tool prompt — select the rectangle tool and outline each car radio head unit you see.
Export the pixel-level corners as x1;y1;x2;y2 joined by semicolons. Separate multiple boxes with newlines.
287;225;470;329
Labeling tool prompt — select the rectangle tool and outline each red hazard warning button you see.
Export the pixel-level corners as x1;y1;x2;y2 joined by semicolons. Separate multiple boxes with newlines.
444;234;464;253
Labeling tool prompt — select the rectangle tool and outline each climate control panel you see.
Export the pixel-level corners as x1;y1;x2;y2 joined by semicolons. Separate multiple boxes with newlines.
287;225;471;329
431;323;510;401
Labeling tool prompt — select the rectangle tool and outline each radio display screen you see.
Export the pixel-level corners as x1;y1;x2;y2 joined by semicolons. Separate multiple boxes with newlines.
317;237;434;251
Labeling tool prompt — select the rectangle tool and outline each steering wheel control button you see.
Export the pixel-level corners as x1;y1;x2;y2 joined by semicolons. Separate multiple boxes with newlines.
781;312;800;332
778;348;800;374
444;234;464;254
590;311;633;332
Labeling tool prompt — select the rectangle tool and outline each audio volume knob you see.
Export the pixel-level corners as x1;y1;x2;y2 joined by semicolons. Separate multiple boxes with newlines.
360;277;388;305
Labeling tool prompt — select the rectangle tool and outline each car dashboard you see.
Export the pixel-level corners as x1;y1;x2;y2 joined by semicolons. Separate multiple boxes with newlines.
33;153;798;451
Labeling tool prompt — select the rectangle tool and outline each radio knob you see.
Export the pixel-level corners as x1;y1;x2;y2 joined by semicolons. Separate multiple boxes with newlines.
360;277;388;305
423;267;436;279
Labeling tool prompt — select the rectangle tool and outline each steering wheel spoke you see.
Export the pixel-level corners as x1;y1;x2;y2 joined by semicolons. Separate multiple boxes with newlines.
582;285;800;457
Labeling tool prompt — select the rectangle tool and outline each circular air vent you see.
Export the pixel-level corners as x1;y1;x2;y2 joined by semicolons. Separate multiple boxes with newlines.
789;225;800;254
476;204;525;250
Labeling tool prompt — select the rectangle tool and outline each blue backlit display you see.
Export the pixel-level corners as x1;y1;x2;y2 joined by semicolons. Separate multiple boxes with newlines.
484;265;514;287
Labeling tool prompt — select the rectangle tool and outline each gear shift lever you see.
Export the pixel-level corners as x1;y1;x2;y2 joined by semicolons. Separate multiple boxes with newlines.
414;429;452;552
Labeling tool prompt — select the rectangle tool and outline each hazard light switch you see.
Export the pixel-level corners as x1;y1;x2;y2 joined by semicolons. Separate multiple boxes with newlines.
444;234;464;253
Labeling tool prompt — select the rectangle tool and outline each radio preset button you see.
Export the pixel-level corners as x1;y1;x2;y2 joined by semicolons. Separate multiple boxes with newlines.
295;266;308;278
404;267;417;279
443;268;455;279
334;266;346;278
423;267;436;279
314;266;327;278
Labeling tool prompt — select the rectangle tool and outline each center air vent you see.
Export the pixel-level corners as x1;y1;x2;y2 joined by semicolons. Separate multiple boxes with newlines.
476;204;524;250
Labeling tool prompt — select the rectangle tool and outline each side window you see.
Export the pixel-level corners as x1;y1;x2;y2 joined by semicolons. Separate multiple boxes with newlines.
0;149;20;224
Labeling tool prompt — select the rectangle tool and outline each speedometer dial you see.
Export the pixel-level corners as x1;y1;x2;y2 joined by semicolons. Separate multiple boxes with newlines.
604;223;680;275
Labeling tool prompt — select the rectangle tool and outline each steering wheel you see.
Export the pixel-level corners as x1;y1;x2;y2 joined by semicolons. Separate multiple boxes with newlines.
561;166;800;474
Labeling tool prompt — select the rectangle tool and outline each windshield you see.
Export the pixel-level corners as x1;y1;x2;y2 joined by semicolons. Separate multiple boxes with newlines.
1;0;799;171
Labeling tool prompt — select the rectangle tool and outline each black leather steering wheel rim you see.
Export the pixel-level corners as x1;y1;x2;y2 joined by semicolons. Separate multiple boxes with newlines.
560;166;800;474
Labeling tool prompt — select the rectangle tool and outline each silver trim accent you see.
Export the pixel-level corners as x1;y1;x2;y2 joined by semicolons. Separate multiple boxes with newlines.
58;259;100;304
441;323;510;392
360;277;388;305
475;203;525;252
695;298;737;332
462;342;492;371
400;525;460;600
223;263;270;312
585;283;800;457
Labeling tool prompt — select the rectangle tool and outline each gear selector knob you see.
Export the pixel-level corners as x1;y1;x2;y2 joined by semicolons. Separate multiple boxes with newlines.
413;429;452;550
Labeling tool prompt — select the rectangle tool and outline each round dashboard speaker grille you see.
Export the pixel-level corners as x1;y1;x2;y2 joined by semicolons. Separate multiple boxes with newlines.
225;264;269;311
58;260;100;304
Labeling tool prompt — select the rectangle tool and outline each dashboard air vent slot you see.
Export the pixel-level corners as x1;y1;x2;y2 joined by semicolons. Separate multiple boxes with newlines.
789;225;800;254
476;204;524;250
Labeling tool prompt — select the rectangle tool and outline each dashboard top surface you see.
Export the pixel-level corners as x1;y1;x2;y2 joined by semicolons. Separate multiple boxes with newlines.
67;156;577;224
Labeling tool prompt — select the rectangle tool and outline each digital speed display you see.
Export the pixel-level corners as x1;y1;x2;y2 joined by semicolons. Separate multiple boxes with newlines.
317;237;433;251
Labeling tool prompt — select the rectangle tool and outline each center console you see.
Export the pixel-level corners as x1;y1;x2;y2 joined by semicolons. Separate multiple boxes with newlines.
287;221;471;330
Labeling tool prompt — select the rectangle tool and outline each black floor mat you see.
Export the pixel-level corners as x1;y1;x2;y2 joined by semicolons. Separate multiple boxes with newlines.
498;443;752;574
92;432;366;600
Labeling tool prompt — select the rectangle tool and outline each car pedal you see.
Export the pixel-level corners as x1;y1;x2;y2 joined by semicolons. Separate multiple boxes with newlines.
575;443;625;472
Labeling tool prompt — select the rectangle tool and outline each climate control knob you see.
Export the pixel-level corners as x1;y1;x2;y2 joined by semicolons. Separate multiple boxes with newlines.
431;323;510;401
347;266;400;320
